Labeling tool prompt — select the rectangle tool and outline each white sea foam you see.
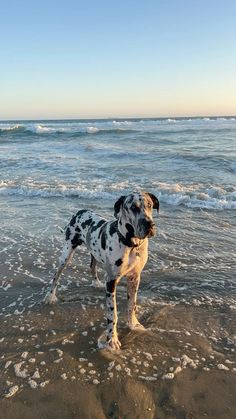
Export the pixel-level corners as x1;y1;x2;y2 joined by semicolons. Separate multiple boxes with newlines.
0;179;235;210
154;182;236;210
0;124;23;132
86;126;99;134
1;117;235;137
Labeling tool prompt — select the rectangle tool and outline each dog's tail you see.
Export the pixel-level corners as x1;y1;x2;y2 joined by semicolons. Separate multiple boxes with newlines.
57;226;65;234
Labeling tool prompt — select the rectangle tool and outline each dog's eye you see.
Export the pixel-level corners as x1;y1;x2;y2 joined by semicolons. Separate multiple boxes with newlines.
131;203;140;213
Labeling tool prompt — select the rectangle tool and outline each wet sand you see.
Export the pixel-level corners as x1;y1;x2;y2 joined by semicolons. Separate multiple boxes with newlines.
1;254;236;419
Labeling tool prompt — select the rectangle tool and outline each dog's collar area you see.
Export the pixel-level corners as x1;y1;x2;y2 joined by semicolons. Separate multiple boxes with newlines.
117;229;145;252
117;230;137;248
133;239;145;257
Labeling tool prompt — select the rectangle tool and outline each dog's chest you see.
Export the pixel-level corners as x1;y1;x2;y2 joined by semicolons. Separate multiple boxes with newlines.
128;248;140;266
122;244;148;276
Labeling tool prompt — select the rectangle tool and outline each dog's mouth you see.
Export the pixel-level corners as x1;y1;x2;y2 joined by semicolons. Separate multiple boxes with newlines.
139;224;156;239
147;227;156;237
144;225;156;238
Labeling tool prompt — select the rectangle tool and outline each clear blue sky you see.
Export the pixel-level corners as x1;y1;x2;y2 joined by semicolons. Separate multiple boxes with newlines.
1;0;236;119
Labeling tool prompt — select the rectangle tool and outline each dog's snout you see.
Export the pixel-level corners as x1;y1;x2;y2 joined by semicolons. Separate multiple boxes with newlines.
139;218;156;238
142;218;150;228
142;218;155;230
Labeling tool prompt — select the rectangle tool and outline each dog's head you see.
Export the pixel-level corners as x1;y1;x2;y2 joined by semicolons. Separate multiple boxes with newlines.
114;191;159;240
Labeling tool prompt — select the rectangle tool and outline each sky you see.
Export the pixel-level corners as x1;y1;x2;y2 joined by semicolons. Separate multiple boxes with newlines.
1;0;236;120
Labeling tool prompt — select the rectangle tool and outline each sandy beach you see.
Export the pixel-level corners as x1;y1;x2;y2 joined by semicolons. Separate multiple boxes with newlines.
1;258;236;418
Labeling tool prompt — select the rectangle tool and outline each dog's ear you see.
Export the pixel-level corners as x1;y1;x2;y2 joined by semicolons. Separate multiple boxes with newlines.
147;193;160;213
114;195;126;218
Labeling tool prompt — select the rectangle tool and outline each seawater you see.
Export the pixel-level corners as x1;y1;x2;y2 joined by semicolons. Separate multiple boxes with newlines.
0;117;235;306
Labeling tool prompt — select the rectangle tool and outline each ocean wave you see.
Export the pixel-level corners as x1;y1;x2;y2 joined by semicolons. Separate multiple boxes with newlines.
0;180;235;210
0;123;138;137
84;126;136;135
0;124;23;132
0;124;26;134
153;182;236;210
1;117;236;138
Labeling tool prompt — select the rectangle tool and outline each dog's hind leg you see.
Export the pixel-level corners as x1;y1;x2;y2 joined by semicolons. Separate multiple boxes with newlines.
44;242;75;304
90;254;103;287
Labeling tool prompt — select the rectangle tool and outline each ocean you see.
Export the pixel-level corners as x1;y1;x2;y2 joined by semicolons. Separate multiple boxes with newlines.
0;117;236;412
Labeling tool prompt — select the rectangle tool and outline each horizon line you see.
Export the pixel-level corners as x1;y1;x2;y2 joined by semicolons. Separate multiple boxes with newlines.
1;114;236;122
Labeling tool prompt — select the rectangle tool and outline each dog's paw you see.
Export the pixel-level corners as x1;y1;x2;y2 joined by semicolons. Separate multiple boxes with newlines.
107;336;121;351
44;292;58;305
97;333;121;351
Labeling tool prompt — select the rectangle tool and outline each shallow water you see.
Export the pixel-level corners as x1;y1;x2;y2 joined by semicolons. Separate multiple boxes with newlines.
1;117;235;303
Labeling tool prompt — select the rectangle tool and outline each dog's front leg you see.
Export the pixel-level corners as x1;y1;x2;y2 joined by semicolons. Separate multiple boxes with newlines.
127;274;145;330
105;276;121;350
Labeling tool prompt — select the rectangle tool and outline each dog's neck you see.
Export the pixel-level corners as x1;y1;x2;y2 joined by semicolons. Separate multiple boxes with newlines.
117;218;142;248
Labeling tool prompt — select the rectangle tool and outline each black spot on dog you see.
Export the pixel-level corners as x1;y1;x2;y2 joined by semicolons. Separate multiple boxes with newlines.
81;218;93;229
91;219;106;233
76;209;87;218
125;223;135;245
117;223;136;247
71;234;83;249
70;216;77;227
101;230;107;250
98;224;105;238
106;280;116;293
109;247;112;252
109;221;117;236
65;227;71;241
75;226;81;233
126;223;134;236
115;258;122;267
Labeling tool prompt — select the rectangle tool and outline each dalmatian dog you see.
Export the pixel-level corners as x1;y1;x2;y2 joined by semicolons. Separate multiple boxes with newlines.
44;191;159;350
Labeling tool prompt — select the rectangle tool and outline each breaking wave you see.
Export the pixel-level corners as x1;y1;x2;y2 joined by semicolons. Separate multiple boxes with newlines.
1;117;235;137
0;123;137;136
0;180;235;210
